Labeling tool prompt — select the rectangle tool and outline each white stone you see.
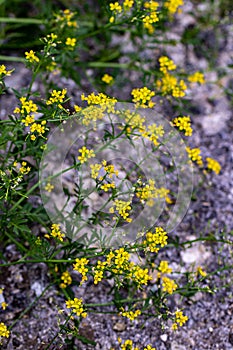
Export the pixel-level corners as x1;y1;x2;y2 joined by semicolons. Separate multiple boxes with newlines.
160;334;168;342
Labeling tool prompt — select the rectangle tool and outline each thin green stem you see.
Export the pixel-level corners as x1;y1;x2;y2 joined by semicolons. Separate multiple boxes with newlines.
0;55;25;63
0;17;43;24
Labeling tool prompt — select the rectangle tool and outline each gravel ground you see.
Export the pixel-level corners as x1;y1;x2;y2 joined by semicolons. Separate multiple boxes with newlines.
0;1;233;349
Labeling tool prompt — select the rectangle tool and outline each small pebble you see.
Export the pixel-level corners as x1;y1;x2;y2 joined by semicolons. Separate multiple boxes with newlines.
160;334;168;342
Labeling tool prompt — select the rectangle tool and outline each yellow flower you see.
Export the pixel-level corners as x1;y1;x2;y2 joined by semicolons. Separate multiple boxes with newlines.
45;183;54;192
66;297;87;318
174;310;188;326
131;87;155;108
143;227;168;253
25;50;39;63
102;74;114;84
206;157;221;175
123;0;134;10
186;147;203;167
188;72;205;84
120;308;141;321
1;302;8;310
196;266;207;277
158;260;172;274
100;182;116;192
144;345;156;350
0;322;10;338
159;56;176;74
74;104;82;112
77;146;95;164
110;199;132;222
172;116;192;136
73;258;89;284
0;64;13;76
164;0;184;14
65;37;77;47
110;2;122;12
60;271;72;288
162;276;177;294
46;89;67;105
50;223;65;242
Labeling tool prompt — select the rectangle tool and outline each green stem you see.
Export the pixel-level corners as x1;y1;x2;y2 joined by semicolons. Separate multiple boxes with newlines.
0;55;25;63
0;17;43;24
86;297;147;308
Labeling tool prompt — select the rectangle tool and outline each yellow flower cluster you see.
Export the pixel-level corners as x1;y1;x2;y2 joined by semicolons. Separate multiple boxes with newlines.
164;0;184;14
0;64;13;76
18;162;30;175
140;123;164;146
81;105;105;126
90;160;119;183
131;87;155;108
46;89;67;105
90;163;102;179
93;261;105;284
136;180;170;207
145;0;159;11
143;1;159;33
109;199;132;222
206;157;221;175
172;116;193;136
55;9;77;28
120;308;141;321
73;258;89;284
172;310;188;330
118;338;156;350
15;100;44;140
115;247;131;269
156;73;187;97
18;161;31;174
143;227;168;253
15;96;38;115
66;297;87;317
25;50;39;63
45;223;65;242
102;160;119;178
93;249;152;287
123;110;145;132
159;56;176;74
29;121;47;140
188;72;205;84
102;73;114;84
130;265;152;285
162;276;178;294
186;147;203;167
60;271;72;288
81;92;117;108
100;182;116;192
0;322;10;338
158;260;172;274
65;37;77;48
119;338;139;350
144;346;156;350
77;146;95;164
109;2;122;22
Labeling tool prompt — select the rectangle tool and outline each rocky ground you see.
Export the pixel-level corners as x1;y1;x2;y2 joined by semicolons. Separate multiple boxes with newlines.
0;1;233;349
